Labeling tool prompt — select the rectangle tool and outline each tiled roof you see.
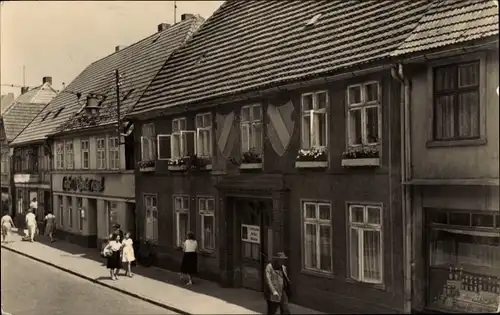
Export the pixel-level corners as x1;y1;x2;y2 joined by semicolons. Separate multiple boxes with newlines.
1;93;15;115
130;0;433;115
1;83;57;142
392;0;499;57
11;16;204;145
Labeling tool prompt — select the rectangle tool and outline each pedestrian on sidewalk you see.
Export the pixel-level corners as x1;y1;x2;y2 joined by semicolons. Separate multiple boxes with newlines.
103;233;122;280
121;231;135;277
1;210;15;243
25;209;37;242
180;231;198;286
264;252;292;315
44;211;56;243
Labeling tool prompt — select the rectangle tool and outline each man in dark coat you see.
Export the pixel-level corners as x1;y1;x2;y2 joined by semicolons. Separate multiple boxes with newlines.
112;224;124;240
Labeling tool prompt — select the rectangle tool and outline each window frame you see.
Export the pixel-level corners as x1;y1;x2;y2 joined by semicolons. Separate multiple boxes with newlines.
300;91;329;150
347;203;384;285
58;195;64;227
240;104;263;154
64;140;74;169
108;136;120;170
81;139;89;169
56;141;65;169
144;194;158;243
173;195;190;248
301;200;333;274
426;53;487;148
96;137;106;169
141;123;156;161
346;81;382;148
67;196;73;229
195;113;213;159
198;196;215;252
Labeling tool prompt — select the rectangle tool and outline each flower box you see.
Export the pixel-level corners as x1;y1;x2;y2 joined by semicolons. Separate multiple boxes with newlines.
341;158;380;167
168;165;188;171
139;166;156;172
239;163;262;170
295;161;329;168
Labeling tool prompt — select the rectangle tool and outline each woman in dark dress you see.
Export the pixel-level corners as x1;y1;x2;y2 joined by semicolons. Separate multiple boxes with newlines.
180;231;198;286
103;233;122;280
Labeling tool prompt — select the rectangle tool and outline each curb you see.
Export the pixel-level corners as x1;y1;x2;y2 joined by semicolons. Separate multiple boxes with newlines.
1;245;190;315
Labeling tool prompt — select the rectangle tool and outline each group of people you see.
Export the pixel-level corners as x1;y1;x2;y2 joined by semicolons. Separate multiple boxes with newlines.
102;224;135;280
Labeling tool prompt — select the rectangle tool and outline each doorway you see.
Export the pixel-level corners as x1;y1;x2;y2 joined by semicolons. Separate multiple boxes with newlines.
235;198;273;291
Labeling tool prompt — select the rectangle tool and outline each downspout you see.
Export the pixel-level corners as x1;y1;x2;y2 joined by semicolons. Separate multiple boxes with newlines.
391;63;412;314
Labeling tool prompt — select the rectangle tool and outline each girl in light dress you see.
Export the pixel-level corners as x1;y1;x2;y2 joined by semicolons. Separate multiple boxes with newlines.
44;211;56;242
1;210;15;243
121;232;135;277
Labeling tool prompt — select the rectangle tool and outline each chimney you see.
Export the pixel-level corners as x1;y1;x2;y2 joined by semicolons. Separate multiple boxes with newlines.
42;76;52;85
21;86;29;94
115;45;127;52
181;13;195;21
157;23;171;32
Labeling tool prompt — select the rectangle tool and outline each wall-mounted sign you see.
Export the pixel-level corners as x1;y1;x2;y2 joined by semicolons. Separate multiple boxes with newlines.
62;176;105;193
241;224;260;244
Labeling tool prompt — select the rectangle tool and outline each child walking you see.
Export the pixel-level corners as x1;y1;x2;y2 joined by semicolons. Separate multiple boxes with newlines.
121;232;135;277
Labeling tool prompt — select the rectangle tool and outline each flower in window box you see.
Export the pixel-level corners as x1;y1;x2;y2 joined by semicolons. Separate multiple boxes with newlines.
341;146;379;159
138;160;155;168
241;149;263;164
296;147;328;162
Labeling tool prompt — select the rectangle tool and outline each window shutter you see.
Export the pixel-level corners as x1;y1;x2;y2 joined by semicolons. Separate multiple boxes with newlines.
140;136;146;161
240;124;250;152
196;128;203;156
157;135;171;160
181;130;197;156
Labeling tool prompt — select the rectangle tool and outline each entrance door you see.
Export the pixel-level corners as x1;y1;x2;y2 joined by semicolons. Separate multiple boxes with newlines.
238;199;272;291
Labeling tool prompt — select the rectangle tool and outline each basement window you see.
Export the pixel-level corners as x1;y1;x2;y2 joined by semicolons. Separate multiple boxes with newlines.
53;107;64;119
41;111;52;122
305;13;323;27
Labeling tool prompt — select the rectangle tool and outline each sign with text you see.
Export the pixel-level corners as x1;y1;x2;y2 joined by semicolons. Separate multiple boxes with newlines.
241;224;260;244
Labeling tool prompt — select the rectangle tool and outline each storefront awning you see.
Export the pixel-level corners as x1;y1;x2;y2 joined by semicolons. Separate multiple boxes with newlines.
216;174;287;193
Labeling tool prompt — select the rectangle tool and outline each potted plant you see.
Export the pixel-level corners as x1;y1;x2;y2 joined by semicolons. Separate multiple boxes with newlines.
138;160;156;172
295;147;328;168
341;146;380;167
239;149;263;169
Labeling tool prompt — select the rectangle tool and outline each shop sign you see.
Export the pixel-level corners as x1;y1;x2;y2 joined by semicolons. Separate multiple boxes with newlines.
241;224;260;244
62;176;105;193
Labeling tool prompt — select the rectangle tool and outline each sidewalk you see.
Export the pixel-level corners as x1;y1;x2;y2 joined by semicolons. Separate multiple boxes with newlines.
1;232;322;315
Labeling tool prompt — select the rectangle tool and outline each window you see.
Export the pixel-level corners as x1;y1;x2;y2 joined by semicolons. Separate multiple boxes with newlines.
198;197;215;251
140;123;156;161
77;197;83;231
65;140;74;169
144;195;158;242
171;118;196;159
58;195;64;226
240;105;263;154
301;91;328;149
433;62;480;141
108;137;120;169
303;201;332;273
195;113;212;158
81;139;89;169
349;204;383;284
174;195;189;247
56;142;64;169
67;196;73;228
107;201;118;236
96;138;106;169
347;82;381;146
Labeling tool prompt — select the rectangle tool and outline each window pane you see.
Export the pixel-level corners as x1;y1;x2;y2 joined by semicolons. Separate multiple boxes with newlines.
302;94;313;111
241;107;250;122
179;213;189;240
151;197;157;207
458;63;479;87
366;106;379;144
203;130;211;156
316;92;327;109
301;115;311;149
458;92;479;139
471;214;494;228
203;114;212;127
363;230;382;282
349;109;362;145
365;83;379;102
202;215;215;250
449;212;470;226
367;207;381;225
172;134;181;158
240;124;250;153
319;225;332;272
251;105;262;121
179;119;186;131
207;198;215;211
196;115;203;128
351;206;364;223
434;95;455;140
434;67;456;91
304;223;317;269
350;228;360;279
348;86;362;104
199;199;206;211
252;123;263;153
313;112;327;147
182;197;189;209
175;197;182;210
318;204;330;221
304;203;316;219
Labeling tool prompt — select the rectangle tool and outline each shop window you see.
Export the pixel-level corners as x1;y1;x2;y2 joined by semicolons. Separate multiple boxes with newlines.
107;201;118;236
77;197;83;231
198;196;215;251
174;195;189;247
427;208;500;313
144;195;158;243
58;195;64;227
66;196;73;228
348;204;383;284
302;201;332;273
347;82;381;146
